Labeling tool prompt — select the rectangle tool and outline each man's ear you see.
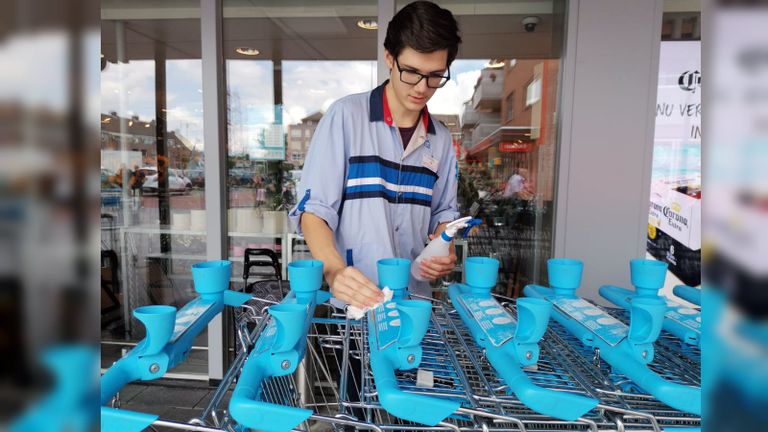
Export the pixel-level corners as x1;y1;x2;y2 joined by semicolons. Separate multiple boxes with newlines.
384;49;394;69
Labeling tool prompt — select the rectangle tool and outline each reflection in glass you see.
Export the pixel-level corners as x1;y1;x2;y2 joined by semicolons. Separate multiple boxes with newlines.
100;13;208;375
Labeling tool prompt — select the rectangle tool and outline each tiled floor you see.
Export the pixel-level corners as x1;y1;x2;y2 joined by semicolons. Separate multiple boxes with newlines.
114;379;232;431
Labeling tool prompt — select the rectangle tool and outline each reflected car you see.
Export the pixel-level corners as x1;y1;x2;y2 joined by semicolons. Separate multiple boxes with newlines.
228;168;256;187
141;168;192;195
187;168;205;188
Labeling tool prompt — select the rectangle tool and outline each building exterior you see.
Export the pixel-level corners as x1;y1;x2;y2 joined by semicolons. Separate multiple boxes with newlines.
460;59;559;201
100;112;200;170
286;111;322;167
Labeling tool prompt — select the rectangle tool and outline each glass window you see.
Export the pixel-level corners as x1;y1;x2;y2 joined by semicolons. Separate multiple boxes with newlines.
222;2;378;313
422;0;566;294
100;2;208;375
525;78;542;107
646;13;701;296
505;90;515;122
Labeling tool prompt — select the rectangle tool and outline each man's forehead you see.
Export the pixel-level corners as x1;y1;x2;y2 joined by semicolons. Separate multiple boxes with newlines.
397;48;448;71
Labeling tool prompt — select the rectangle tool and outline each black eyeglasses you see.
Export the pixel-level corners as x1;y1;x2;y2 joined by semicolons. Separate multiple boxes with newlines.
394;58;450;89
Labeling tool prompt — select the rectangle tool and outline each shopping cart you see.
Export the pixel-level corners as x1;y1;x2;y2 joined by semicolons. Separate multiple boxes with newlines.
199;288;605;432
104;257;701;432
543;304;701;431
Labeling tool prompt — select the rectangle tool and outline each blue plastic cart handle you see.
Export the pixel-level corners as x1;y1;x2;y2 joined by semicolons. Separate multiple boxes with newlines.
448;283;598;421
228;260;324;432
600;285;700;346
525;284;701;415
673;285;701;306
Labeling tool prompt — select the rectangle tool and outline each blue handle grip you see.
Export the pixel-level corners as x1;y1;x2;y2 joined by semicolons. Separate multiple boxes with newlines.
600;285;701;346
485;349;598;421
448;283;598;420
366;303;461;425
132;305;176;356
228;259;321;432
229;355;312;432
673;285;701;306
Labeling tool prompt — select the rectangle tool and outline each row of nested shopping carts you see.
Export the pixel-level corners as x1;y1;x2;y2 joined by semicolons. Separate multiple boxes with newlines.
101;255;700;432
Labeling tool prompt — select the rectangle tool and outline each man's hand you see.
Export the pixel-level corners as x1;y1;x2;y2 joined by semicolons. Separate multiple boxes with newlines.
327;266;384;309
417;233;458;280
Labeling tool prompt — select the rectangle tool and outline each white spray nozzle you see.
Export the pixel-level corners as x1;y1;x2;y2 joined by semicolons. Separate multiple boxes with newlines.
445;216;473;235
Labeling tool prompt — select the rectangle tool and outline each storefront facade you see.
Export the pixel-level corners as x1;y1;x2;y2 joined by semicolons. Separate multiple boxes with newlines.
100;0;700;381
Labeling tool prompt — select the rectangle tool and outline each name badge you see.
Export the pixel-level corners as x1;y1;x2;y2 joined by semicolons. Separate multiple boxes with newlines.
422;154;439;172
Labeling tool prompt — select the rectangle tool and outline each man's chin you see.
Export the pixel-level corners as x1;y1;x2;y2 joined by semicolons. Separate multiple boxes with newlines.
405;100;426;112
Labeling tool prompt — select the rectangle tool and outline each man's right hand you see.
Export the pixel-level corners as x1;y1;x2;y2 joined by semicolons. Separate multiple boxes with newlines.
326;267;384;309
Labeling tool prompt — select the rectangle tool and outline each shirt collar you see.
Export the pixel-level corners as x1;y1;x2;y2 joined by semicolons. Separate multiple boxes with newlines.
369;80;436;135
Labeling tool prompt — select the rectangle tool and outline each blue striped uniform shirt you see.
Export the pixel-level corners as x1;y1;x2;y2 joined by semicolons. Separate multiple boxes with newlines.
289;81;459;298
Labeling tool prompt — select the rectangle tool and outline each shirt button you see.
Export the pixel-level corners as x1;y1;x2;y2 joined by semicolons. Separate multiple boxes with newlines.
395;227;400;232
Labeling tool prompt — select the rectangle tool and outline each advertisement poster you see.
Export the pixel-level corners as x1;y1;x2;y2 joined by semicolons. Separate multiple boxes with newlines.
647;41;701;288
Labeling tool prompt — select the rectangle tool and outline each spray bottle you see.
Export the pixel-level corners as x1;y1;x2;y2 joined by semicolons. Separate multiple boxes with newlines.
411;216;481;282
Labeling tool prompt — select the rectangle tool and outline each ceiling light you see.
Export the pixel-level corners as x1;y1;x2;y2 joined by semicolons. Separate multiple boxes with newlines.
235;47;261;56
485;59;505;69
357;19;378;30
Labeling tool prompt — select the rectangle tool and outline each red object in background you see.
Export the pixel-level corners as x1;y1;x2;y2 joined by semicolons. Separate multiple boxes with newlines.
675;185;701;200
499;141;532;152
452;138;462;159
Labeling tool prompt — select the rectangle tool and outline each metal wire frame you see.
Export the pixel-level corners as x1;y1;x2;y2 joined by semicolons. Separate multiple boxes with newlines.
433;297;670;432
133;288;383;432
133;287;699;432
338;296;662;432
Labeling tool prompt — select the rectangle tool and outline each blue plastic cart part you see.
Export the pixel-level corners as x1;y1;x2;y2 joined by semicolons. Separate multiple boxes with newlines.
11;346;98;432
366;298;461;425
600;285;701;346
525;258;701;415
101;260;240;410
673;285;701;306
448;256;599;421
228;260;323;432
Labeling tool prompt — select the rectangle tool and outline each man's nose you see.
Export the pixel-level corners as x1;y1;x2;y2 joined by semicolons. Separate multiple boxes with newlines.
415;77;430;93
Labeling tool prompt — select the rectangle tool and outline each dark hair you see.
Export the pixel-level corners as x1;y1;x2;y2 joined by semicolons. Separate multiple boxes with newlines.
384;1;462;67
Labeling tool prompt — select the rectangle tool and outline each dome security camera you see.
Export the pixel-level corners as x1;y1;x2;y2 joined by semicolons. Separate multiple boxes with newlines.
522;16;541;33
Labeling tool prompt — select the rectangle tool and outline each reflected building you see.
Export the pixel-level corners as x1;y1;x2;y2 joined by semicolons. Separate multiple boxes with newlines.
286;111;322;167
100;112;200;171
460;59;559;202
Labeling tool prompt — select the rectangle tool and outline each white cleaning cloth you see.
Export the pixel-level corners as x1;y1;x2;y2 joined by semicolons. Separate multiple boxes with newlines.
346;287;393;320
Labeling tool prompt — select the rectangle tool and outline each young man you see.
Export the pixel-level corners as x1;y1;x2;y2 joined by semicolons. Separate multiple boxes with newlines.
289;1;462;309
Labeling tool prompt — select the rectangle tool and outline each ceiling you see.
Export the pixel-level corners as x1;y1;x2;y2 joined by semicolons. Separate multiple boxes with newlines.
101;0;562;62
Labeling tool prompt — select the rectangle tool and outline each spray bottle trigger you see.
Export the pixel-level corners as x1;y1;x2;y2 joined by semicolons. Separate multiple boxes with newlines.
462;218;483;237
446;216;473;232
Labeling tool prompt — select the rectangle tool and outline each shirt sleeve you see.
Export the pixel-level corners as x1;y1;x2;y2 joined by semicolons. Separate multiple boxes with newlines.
288;103;347;235
429;137;460;233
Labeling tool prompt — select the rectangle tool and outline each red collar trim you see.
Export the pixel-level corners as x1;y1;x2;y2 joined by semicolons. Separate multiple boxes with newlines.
382;85;430;131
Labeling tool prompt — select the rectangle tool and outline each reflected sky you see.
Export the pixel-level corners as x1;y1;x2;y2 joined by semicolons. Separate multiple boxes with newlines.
101;58;491;154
